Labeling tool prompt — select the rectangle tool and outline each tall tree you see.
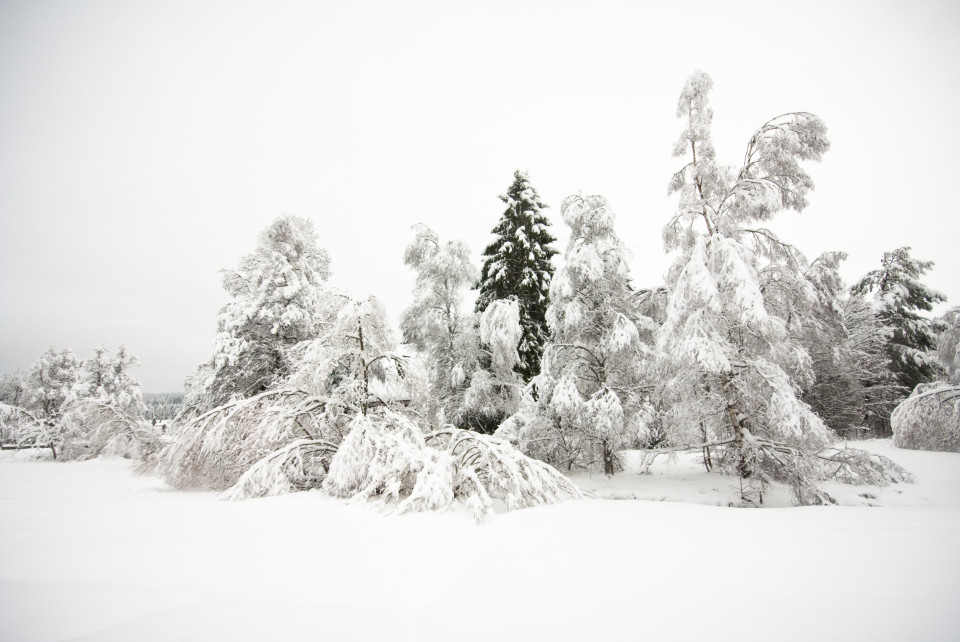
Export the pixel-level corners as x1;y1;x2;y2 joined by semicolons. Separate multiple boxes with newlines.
658;70;834;503
475;170;557;381
852;247;946;395
80;346;145;415
26;347;82;425
182;215;333;417
400;224;481;428
502;194;655;474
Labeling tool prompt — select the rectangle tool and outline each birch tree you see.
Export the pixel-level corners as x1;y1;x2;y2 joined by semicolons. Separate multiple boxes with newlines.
502;195;655;474
400;224;482;428
658;70;837;503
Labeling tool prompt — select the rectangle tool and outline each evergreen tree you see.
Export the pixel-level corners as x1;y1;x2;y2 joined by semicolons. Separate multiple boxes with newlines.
475;171;557;381
181;215;332;417
852;247;946;394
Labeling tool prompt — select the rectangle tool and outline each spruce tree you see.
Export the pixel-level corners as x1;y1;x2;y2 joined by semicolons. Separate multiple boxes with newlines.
852;247;946;394
475;170;557;381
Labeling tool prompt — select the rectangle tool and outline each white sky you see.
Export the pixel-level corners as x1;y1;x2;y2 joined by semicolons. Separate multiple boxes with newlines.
1;0;958;392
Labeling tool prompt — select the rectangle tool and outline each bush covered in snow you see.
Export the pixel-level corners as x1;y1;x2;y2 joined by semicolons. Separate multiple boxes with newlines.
320;409;582;521
59;398;158;461
891;383;960;452
154;388;333;491
0;346;150;461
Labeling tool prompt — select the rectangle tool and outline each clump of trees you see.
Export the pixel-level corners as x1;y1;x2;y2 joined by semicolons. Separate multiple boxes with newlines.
148;216;580;521
8;72;957;510
888;306;959;452
497;71;914;504
0;346;151;459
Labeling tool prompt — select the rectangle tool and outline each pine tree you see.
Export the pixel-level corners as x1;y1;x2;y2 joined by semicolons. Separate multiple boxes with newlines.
475;170;557;381
181;215;333;417
852;247;946;395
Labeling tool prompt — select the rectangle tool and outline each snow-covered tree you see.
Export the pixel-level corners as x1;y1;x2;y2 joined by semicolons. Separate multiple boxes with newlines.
25;347;82;427
820;294;901;436
157;284;580;518
475;171;557;381
891;383;960;452
182;215;332;417
459;299;524;433
143;393;183;424
0;371;28;408
658;70;838;503
761;252;900;437
320;408;582;522
80;346;145;415
936;307;960;383
0;403;53;456
2;346;151;460
155;387;335;491
57;346;149;460
59;398;155;461
502;195;655;475
292;294;409;420
400;224;482;428
852;247;946;395
157;292;403;491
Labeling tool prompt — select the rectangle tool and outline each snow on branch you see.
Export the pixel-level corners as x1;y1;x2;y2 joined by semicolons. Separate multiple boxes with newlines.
817;446;913;485
479;299;521;375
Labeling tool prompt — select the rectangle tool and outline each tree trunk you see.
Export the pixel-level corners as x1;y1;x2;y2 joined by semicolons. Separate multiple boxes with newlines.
602;441;615;476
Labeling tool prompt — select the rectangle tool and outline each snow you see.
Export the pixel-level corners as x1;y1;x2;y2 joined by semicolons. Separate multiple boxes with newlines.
2;442;959;641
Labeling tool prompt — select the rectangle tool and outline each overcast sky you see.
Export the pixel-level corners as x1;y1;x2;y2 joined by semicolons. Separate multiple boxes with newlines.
1;0;958;392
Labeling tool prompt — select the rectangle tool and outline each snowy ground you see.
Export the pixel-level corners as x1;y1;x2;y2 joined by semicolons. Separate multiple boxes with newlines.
1;440;957;642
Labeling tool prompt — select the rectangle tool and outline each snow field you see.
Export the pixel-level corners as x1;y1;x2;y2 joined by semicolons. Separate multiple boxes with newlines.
1;441;958;641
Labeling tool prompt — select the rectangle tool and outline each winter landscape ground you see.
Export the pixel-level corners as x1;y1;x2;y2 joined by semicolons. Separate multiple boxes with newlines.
1;440;956;642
